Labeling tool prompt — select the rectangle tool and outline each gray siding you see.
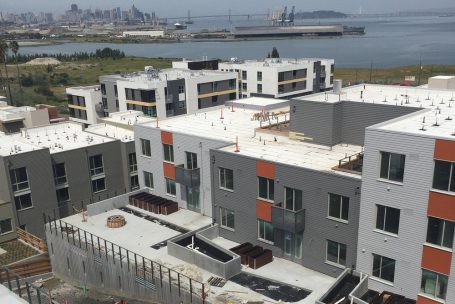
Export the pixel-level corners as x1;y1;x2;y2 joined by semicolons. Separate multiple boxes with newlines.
210;149;361;277
166;79;186;116
99;76;119;113
290;100;420;146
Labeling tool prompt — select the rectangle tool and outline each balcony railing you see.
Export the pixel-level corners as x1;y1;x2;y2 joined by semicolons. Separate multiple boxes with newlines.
271;202;305;233
175;164;200;187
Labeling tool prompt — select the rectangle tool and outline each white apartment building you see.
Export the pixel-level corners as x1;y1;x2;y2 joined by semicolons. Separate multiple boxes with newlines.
218;58;335;99
66;85;102;125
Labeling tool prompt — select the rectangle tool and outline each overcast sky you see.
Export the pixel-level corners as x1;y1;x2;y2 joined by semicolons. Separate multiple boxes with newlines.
1;0;454;16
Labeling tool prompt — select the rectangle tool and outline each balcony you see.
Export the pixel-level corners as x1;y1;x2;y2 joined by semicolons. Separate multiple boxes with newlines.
271;202;305;233
175;164;200;187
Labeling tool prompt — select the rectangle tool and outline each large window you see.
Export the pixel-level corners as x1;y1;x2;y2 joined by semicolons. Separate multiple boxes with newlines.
56;187;70;204
89;155;104;176
186;187;200;210
140;139;151;157
0;219;13;235
295;234;303;259
53;163;67;185
426;217;455;249
186;152;198;169
258;177;274;201
219;168;234;191
130;175;139;191
229;79;236;89
376;205;400;235
257;71;262;81
143;171;154;188
163;144;174;163
326;240;347;266
328;193;349;222
372;254;396;283
14;193;33;211
285;187;302;211
128;153;137;173
91;178;106;193
380;152;406;182
421;269;448;300
257;84;262;94
220;207;235;230
165;178;176;196
242;83;247;91
284;232;292;255
10;167;29;192
433;160;455;192
242;71;247;80
258;220;274;244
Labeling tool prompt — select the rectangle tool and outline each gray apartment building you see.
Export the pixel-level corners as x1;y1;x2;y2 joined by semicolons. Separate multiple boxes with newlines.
0;122;136;238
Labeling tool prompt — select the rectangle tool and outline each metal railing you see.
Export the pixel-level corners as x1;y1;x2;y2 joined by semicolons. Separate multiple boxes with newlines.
337;152;364;174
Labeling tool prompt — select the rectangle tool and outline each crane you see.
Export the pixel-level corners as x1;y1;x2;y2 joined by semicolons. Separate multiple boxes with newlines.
286;6;295;24
278;6;287;24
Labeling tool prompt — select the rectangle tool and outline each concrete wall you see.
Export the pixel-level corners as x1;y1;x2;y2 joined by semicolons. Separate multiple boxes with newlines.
356;128;436;299
210;149;361;277
290;99;420;146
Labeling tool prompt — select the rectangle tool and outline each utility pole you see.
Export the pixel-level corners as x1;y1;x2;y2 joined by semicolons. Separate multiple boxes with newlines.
369;61;373;83
417;56;422;86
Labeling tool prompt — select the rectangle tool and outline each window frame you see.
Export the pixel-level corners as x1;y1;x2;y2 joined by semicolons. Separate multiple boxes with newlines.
372;254;396;283
89;154;104;177
380;151;406;183
128;153;137;173
143;171;154;189
258;177;274;201
420;269;448;300
257;71;262;82
326;240;347;267
220;207;235;231
186;186;200;210
328;193;350;222
10;167;30;192
14;193;33;211
140;138;151;157
165;178;177;196
375;204;401;235
432;160;455;193
163;144;174;163
285;187;303;211
426;216;455;249
56;187;70;204
0;218;13;235
130;175;139;191
258;219;274;244
219;167;234;191
186;152;198;170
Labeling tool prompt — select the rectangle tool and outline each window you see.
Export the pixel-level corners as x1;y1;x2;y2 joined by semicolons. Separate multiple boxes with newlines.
128;153;137;173
328;193;350;222
198;99;202;109
257;71;262;81
143;171;154;188
163;144;174;163
372;254;396;283
331;64;335;73
115;99;119;108
114;85;118;97
326;240;347;266
92;178;106;193
242;71;247;80
219;168;234;191
278;72;285;82
143;106;156;117
293;70;297;78
130;175;139;191
421;269;448;300
278;85;284;94
52;163;67;186
166;103;174;112
100;83;106;95
186;152;198;169
292;82;297;90
140;139;151;157
426;217;455;248
295;234;303;259
56;187;70;204
102;97;107;108
213;81;218;91
178;101;185;109
212;95;218;104
257;84;262;94
10;167;29;192
380;152;406;182
258;220;274;243
242;83;247;91
433;160;455;192
14;193;33;211
258;177;274;201
165;178;176;196
376;205;400;235
284;232;292;255
285;187;302;211
0;219;13;235
220;207;235;230
178;85;185;94
186;187;200;210
229;79;236;89
89;155;104;176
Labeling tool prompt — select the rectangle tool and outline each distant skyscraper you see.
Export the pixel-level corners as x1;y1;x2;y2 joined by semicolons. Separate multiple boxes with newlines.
71;4;78;12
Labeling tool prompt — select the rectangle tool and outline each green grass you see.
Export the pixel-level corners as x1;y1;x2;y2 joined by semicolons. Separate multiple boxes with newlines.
0;240;38;266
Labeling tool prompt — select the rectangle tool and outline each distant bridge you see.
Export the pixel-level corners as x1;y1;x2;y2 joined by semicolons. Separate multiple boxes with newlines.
165;13;268;21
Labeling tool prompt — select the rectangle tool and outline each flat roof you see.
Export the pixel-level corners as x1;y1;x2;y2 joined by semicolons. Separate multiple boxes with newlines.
430;75;455;80
99;110;156;127
298;84;455;139
220;58;334;68
0;122;116;156
116;68;235;83
143;103;362;177
86;123;135;143
232;96;288;107
66;85;100;92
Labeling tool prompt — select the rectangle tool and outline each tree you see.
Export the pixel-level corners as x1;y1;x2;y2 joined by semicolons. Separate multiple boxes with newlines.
9;40;22;92
267;52;271;58
271;47;280;58
0;39;13;105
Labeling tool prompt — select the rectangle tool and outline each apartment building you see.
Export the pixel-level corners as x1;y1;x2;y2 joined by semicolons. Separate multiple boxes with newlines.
0;101;51;133
99;67;238;118
218;58;334;99
66;85;102;125
0;122;133;237
172;58;219;70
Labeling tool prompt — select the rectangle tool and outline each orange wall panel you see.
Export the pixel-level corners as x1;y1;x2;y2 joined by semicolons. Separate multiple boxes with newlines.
161;131;173;145
421;245;452;276
256;160;275;179
163;162;176;180
417;295;443;304
434;139;455;162
428;191;455;221
256;199;272;222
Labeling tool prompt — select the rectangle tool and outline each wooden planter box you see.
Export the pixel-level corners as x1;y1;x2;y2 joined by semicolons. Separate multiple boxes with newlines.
161;201;179;215
240;246;263;265
248;249;273;269
230;242;252;254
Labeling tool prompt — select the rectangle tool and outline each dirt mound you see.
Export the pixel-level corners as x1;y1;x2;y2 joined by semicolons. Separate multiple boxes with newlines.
26;57;61;65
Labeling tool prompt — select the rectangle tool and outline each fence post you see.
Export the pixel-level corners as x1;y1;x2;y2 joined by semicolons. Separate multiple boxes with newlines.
78;229;82;248
5;269;12;290
190;278;193;303
159;265;163;288
15;275;22;297
168;269;172;293
104;240;108;261
37;288;42;304
25;282;32;303
178;273;181;297
112;243;115;264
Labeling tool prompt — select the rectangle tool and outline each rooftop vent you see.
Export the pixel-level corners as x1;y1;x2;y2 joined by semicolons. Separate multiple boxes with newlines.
107;215;126;228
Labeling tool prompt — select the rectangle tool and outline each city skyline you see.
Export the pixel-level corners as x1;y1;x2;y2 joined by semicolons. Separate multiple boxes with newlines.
1;0;455;16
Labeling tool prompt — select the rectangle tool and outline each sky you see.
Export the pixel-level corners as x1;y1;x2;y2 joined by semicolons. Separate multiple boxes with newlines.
1;0;454;16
